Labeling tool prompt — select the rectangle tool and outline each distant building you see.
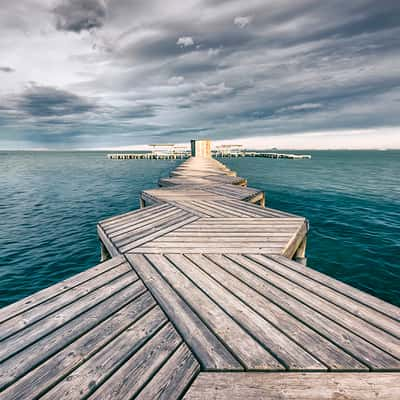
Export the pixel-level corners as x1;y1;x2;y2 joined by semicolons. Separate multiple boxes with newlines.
191;139;211;158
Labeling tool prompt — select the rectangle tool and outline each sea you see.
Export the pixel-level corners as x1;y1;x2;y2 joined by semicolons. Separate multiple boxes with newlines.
0;150;399;308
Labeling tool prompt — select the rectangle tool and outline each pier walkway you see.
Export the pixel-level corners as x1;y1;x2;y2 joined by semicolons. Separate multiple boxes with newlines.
1;152;399;399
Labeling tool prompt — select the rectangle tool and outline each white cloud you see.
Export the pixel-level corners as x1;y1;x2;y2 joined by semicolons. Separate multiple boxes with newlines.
207;48;220;57
168;76;184;85
277;103;322;113
176;36;194;47
234;16;252;28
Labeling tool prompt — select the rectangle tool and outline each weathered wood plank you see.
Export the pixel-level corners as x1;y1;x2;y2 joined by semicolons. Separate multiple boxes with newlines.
0;290;154;398
120;214;200;252
0;256;125;324
0;272;138;363
184;372;400;400
134;343;200;400
0;262;133;341
40;307;167;400
97;224;120;256
202;254;366;371
271;254;400;322
225;254;400;370
107;206;183;236
127;254;243;370
252;254;400;338
247;254;400;359
144;253;284;370
88;323;182;399
167;254;324;371
100;203;171;228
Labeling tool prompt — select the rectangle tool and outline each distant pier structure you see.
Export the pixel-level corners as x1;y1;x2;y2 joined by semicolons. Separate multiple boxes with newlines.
107;139;311;160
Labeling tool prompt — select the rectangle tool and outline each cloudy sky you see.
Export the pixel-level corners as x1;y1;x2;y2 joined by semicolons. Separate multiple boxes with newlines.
1;0;400;149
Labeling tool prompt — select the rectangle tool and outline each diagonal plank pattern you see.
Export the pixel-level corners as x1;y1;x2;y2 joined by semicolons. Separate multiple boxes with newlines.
1;151;400;399
0;256;199;399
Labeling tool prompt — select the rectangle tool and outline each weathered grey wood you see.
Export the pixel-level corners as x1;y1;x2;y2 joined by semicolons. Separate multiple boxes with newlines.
0;262;133;341
97;224;120;256
99;203;170;228
281;221;308;258
120;214;199;252
167;254;324;371
0;290;154;397
0;272;138;363
271;254;400;322
135;343;200;400
0;256;125;324
127;254;243;370
88;323;182;399
40;307;167;399
184;372;400;400
225;254;400;369
144;253;284;370
201;254;366;370
251;254;400;338
113;209;192;245
130;247;288;254
246;254;400;358
107;206;183;236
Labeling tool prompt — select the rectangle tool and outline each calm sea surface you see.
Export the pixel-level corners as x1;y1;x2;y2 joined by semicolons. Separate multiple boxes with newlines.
0;151;399;307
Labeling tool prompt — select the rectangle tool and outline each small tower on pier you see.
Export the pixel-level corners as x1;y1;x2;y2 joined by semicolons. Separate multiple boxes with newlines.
191;139;211;158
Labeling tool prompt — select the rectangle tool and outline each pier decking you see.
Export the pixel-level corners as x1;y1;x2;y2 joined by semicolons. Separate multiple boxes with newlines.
1;146;399;399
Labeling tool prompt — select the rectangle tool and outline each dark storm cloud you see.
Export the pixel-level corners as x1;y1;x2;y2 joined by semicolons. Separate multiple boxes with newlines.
113;104;162;119
54;0;106;32
0;67;14;73
19;85;95;117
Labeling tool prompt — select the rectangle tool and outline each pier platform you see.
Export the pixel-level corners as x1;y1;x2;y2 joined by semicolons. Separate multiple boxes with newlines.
1;148;399;399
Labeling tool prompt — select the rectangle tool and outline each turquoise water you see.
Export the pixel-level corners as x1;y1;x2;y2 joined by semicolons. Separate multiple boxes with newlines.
0;151;399;307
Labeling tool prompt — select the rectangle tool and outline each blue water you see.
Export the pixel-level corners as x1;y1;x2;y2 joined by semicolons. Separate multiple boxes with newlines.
0;151;399;307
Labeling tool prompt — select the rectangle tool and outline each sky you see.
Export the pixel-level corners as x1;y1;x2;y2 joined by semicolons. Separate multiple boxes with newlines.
1;0;400;150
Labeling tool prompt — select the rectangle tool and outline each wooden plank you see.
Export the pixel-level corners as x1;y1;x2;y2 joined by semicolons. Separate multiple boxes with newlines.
271;254;400;322
0;272;138;363
224;199;298;218
88;323;182;399
144;253;284;370
0;262;133;341
130;247;287;254
127;254;243;370
39;307;167;400
144;242;286;248
225;254;400;370
120;214;200;252
167;254;325;371
134;343;200;400
252;255;400;338
154;236;290;243
184;372;400;400
97;224;120;256
111;209;190;245
0;256;125;324
107;206;183;236
247;254;400;358
99;203;171;228
0;290;154;397
281;221;308;258
202;254;366;371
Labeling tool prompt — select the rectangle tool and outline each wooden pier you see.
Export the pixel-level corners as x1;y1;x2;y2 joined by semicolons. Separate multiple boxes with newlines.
1;140;399;399
107;151;311;160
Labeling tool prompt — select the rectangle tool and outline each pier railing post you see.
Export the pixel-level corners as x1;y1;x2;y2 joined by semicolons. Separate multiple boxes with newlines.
100;242;111;262
294;236;307;266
